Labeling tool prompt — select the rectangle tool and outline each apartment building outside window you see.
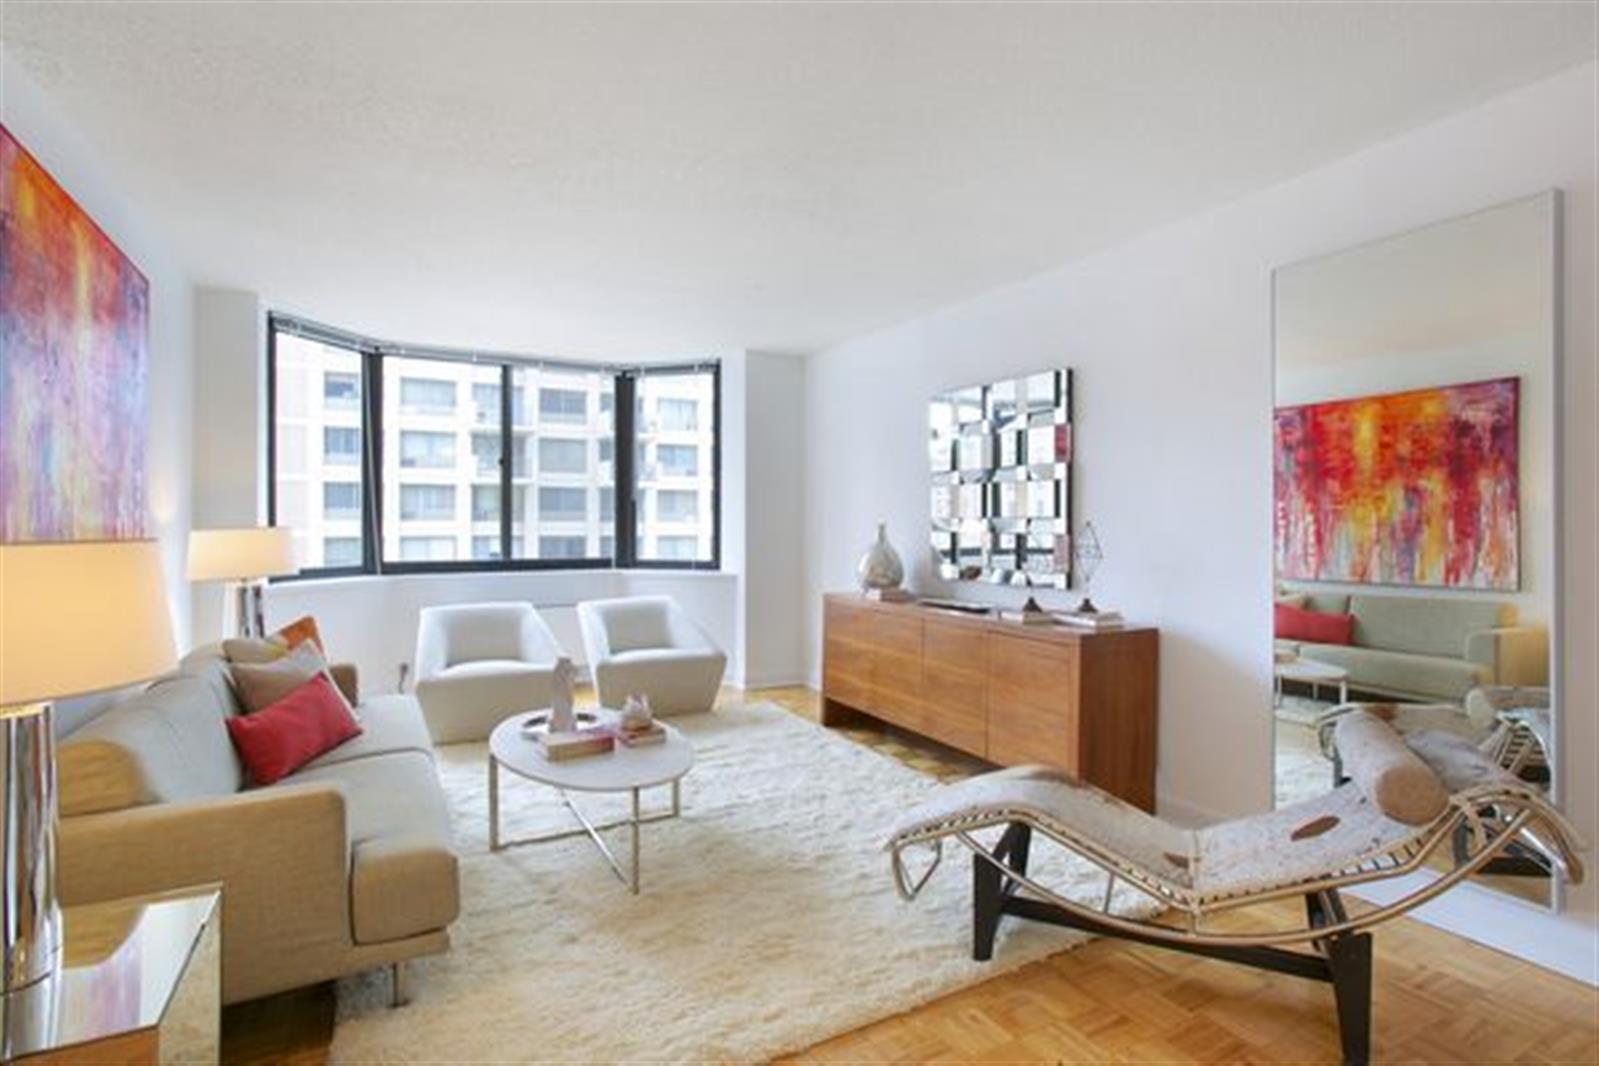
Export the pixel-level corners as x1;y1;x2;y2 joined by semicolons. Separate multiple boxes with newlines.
269;315;718;576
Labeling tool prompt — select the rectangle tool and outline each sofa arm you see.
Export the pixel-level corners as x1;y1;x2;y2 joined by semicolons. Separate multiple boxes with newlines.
1464;626;1548;686
58;783;351;1002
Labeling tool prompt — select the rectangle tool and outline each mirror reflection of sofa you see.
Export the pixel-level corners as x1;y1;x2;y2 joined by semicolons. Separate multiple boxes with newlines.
1275;587;1547;703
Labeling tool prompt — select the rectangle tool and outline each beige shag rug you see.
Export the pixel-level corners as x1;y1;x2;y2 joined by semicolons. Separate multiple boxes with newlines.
331;703;1141;1063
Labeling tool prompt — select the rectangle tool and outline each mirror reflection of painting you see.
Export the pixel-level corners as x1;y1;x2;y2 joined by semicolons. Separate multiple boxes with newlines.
1270;193;1559;910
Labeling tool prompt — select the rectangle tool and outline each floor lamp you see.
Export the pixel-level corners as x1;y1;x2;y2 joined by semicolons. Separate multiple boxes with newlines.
0;540;176;998
187;527;297;638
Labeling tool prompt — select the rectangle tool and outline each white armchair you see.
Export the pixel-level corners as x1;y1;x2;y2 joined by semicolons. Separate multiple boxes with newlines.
576;596;726;715
413;602;564;743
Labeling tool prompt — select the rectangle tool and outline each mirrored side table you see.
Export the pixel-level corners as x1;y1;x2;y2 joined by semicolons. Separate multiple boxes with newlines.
1;886;221;1064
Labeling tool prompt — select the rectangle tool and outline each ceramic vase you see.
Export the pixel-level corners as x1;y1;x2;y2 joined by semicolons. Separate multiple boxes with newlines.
857;521;905;592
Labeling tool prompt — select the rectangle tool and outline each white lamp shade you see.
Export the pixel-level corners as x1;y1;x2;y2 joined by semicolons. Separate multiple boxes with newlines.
187;527;297;583
0;539;178;706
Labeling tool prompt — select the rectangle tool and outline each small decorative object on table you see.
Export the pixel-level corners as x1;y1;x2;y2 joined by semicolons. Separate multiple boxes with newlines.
524;708;614;761
858;521;913;602
614;694;668;747
1069;520;1104;615
549;655;578;733
1017;574;1056;626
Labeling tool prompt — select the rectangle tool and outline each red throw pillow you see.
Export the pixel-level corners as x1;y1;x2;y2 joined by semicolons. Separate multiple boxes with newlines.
225;673;362;785
1274;602;1356;646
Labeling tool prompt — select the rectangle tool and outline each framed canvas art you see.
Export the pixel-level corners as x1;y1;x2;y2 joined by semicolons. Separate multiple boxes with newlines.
0;123;149;542
1273;376;1519;590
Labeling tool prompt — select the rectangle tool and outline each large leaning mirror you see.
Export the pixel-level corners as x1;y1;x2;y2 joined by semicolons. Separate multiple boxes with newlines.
1270;192;1561;910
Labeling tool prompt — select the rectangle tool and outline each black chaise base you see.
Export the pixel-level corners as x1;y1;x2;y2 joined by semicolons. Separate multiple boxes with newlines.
972;822;1374;1066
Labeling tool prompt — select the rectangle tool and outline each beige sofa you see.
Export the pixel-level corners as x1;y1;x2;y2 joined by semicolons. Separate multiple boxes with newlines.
56;646;459;1005
1276;589;1546;703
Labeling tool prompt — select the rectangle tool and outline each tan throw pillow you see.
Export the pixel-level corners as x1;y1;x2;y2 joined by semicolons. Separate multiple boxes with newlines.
1334;710;1448;825
222;636;287;664
230;643;349;715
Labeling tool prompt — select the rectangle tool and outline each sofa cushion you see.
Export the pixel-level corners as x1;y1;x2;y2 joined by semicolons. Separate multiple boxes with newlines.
1286;591;1350;616
59;657;244;816
1349;595;1512;659
1301;643;1491;701
230;643;348;714
301;693;435;770
227;674;364;786
1275;603;1354;645
287;752;458;944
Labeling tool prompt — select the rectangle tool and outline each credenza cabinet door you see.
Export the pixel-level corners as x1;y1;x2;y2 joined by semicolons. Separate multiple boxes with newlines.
986;633;1079;772
867;611;925;732
921;620;988;755
822;600;873;710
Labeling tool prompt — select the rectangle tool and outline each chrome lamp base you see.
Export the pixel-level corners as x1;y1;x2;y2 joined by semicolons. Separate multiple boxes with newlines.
1;701;63;996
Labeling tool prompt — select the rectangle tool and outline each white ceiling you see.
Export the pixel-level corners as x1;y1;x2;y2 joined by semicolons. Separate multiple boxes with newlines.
3;3;1593;360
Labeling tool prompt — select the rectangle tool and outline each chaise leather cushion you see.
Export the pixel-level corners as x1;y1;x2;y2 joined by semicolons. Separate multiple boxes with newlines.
58;658;244;816
287;751;459;944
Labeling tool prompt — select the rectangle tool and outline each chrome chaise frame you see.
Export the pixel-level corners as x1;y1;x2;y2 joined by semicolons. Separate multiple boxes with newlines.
888;776;1583;1065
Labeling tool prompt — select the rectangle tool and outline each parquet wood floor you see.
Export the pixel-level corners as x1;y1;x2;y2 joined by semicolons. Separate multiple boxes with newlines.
220;685;1599;1064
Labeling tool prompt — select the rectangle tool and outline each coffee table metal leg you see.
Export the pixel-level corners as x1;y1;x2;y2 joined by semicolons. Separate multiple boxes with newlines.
489;756;501;851
630;787;641;895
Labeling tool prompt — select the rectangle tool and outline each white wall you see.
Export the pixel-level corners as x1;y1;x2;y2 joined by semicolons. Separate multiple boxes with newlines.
2;48;197;733
741;352;807;686
803;62;1598;979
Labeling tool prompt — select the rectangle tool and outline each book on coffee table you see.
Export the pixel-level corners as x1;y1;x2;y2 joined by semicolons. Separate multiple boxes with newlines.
535;726;616;761
611;721;668;748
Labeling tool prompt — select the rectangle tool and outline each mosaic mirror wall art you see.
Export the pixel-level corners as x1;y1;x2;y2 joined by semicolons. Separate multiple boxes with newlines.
929;369;1073;587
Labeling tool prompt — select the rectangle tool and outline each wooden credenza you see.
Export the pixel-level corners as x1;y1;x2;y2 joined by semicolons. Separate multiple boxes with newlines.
822;593;1159;810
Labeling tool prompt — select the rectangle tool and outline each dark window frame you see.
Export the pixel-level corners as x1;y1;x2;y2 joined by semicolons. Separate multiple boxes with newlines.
267;313;721;579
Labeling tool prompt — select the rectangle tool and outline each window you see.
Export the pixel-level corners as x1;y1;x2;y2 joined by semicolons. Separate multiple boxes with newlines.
538;486;587;520
400;377;456;413
324;427;361;465
271;328;369;573
471;484;499;522
657;489;698;522
538;438;587;474
632;370;717;565
472;383;500;425
399;484;455;521
658;397;698;431
657;444;699;477
656;535;699;560
400;431;455;469
323;482;361;519
269;315;717;576
538;535;588;559
539;388;587;424
399;536;456;562
324;372;359;409
472;433;501;476
324;537;362;567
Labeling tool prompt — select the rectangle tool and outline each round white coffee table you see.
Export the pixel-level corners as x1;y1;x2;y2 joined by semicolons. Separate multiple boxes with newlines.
488;711;694;895
1274;657;1350;706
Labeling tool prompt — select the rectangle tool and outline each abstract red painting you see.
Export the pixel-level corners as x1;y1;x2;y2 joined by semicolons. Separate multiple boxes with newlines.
0;123;149;542
1274;377;1519;590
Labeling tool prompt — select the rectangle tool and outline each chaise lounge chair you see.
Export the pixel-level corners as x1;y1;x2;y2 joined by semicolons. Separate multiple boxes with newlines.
885;711;1583;1065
